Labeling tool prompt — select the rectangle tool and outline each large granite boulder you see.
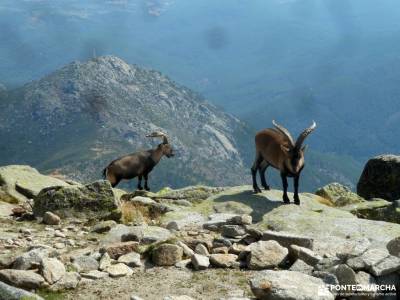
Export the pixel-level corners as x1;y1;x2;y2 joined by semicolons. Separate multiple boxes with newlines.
357;155;400;201
33;180;121;220
250;270;334;300
0;165;70;203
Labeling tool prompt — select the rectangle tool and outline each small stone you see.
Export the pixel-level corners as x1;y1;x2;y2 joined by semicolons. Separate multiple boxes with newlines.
191;254;209;270
43;211;61;225
209;254;239;268
41;258;66;284
229;243;247;255
20;228;32;236
90;251;102;261
72;256;99;273
54;242;65;249
106;263;133;278
118;252;142;267
195;243;209;256
289;245;322;267
49;272;81;292
91;220;117;233
176;241;194;257
163;296;195;300
99;253;112;271
387;236;400;257
152;244;183;266
131;295;145;300
212;247;229;254
227;215;252;225
102;241;139;259
81;270;109;280
221;225;246;238
246;240;288;270
335;264;357;285
175;259;191;269
262;230;313;249
54;231;66;238
289;259;313;275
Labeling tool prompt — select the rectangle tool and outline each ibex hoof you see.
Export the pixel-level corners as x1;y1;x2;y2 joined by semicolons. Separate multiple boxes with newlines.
137;187;143;191
145;187;150;191
263;185;270;191
253;186;262;193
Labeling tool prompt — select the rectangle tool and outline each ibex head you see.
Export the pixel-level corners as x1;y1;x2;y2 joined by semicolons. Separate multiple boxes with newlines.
272;120;316;174
146;131;175;158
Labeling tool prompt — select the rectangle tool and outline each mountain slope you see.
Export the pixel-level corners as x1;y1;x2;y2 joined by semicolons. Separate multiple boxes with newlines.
0;56;252;189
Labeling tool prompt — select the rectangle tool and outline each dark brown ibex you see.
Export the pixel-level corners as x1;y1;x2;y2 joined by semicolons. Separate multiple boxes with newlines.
102;132;174;190
251;120;316;205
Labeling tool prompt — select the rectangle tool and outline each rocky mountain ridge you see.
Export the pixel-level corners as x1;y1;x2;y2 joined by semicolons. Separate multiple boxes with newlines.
0;56;251;189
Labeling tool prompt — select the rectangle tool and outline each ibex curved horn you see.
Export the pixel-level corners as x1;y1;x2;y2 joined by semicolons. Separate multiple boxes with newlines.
146;131;169;144
295;121;317;149
272;120;295;147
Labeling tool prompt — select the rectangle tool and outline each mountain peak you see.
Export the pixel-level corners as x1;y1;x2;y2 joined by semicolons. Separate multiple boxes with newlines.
1;57;251;189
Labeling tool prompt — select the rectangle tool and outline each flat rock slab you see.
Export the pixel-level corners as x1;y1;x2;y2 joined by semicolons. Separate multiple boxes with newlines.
257;199;400;257
103;224;172;245
250;270;334;300
81;270;109;280
0;165;70;203
262;230;313;249
106;263;133;278
0;269;45;289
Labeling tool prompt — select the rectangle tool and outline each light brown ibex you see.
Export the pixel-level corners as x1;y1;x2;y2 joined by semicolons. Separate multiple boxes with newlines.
251;120;316;205
102;131;174;190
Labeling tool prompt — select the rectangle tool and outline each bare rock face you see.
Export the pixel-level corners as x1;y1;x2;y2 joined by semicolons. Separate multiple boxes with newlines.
357;155;400;201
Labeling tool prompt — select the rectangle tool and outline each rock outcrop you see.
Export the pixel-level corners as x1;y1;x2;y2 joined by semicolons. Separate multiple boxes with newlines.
0;165;70;203
33;180;121;220
357;154;400;201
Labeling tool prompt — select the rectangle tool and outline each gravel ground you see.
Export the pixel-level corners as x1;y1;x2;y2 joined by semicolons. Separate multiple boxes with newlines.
64;267;255;300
